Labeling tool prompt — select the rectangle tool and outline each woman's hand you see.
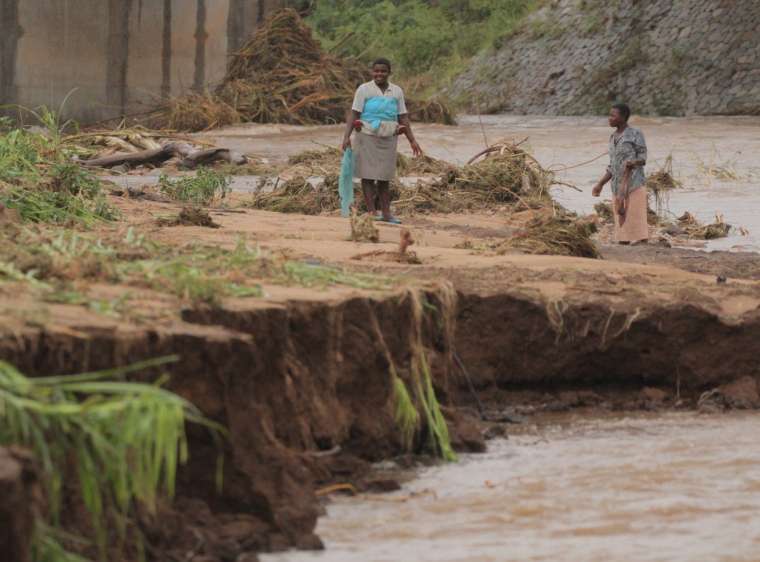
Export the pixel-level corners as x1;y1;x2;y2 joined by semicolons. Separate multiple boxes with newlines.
591;182;603;197
624;160;637;170
410;140;423;157
341;137;351;152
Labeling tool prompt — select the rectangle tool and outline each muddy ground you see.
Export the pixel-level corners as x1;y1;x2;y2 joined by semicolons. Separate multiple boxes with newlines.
3;115;760;560
3;188;760;560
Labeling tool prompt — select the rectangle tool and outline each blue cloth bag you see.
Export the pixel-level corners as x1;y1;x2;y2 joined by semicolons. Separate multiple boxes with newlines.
339;148;354;217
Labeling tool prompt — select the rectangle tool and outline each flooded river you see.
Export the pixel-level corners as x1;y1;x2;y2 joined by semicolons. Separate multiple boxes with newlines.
263;413;760;562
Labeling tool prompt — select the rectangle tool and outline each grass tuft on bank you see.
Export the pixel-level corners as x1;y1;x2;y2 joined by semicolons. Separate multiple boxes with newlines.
0;356;222;561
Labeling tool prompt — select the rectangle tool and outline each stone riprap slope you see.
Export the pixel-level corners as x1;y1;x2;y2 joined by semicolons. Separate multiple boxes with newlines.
450;0;760;116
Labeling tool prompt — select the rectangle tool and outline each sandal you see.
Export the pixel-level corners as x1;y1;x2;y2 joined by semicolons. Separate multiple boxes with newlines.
380;216;402;225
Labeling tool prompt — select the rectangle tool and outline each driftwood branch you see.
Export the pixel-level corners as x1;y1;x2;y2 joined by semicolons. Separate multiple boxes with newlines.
179;148;247;169
81;142;195;169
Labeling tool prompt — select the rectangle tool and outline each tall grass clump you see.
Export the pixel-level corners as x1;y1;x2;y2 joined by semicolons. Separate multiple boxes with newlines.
392;373;419;451
414;353;457;461
0;356;223;561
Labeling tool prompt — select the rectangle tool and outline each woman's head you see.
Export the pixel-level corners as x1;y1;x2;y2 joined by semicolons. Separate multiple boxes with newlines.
372;58;391;85
609;103;631;127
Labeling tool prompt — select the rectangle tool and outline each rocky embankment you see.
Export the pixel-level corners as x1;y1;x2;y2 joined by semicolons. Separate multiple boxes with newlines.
450;0;760;116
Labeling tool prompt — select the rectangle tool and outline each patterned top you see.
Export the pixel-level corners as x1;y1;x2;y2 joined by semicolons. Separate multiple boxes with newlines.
607;126;647;195
351;81;408;115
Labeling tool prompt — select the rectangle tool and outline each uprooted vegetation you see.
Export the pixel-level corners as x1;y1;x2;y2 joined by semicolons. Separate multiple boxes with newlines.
249;141;601;258
0;224;394;311
254;141;553;216
499;211;600;259
0;118;118;226
146;9;455;131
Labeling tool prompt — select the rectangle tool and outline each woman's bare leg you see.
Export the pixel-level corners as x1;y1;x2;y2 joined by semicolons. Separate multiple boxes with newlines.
377;180;391;220
361;179;377;214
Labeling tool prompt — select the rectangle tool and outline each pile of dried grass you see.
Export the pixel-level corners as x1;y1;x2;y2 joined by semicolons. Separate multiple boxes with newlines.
646;155;681;216
281;147;343;178
498;210;600;259
280;148;454;180
395;143;552;214
148;9;455;131
248;176;340;215
678;212;731;240
397;153;454;176
150;93;240;132
157;207;220;228
406;99;457;126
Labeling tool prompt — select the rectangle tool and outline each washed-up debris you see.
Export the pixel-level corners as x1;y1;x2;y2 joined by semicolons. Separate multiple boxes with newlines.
248;177;340;215
63;128;247;172
678;212;731;240
352;229;421;264
157;207;220;228
498;210;600;259
646;155;681;217
350;209;379;242
146;9;455;131
394;142;553;215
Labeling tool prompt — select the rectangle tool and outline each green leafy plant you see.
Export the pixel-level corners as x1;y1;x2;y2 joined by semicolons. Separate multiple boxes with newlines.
414;353;457;461
0;356;224;560
158;168;231;206
308;0;538;93
393;373;420;451
0;111;116;226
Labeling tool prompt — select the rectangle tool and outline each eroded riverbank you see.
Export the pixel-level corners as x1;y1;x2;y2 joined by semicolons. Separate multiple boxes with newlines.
3;115;760;560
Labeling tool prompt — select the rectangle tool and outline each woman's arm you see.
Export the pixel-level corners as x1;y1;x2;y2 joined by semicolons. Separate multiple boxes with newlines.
624;130;647;170
398;113;422;157
592;170;612;197
341;110;361;151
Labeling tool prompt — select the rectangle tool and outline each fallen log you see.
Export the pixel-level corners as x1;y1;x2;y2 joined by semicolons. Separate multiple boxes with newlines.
81;142;194;169
179;148;247;169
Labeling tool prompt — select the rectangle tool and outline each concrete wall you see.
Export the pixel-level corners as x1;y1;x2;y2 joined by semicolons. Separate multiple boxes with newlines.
0;0;287;123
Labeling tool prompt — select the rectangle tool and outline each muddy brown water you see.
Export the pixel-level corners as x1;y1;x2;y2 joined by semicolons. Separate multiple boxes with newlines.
195;115;760;253
263;413;760;562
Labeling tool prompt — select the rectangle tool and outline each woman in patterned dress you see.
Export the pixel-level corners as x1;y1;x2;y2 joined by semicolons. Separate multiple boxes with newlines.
592;103;649;245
